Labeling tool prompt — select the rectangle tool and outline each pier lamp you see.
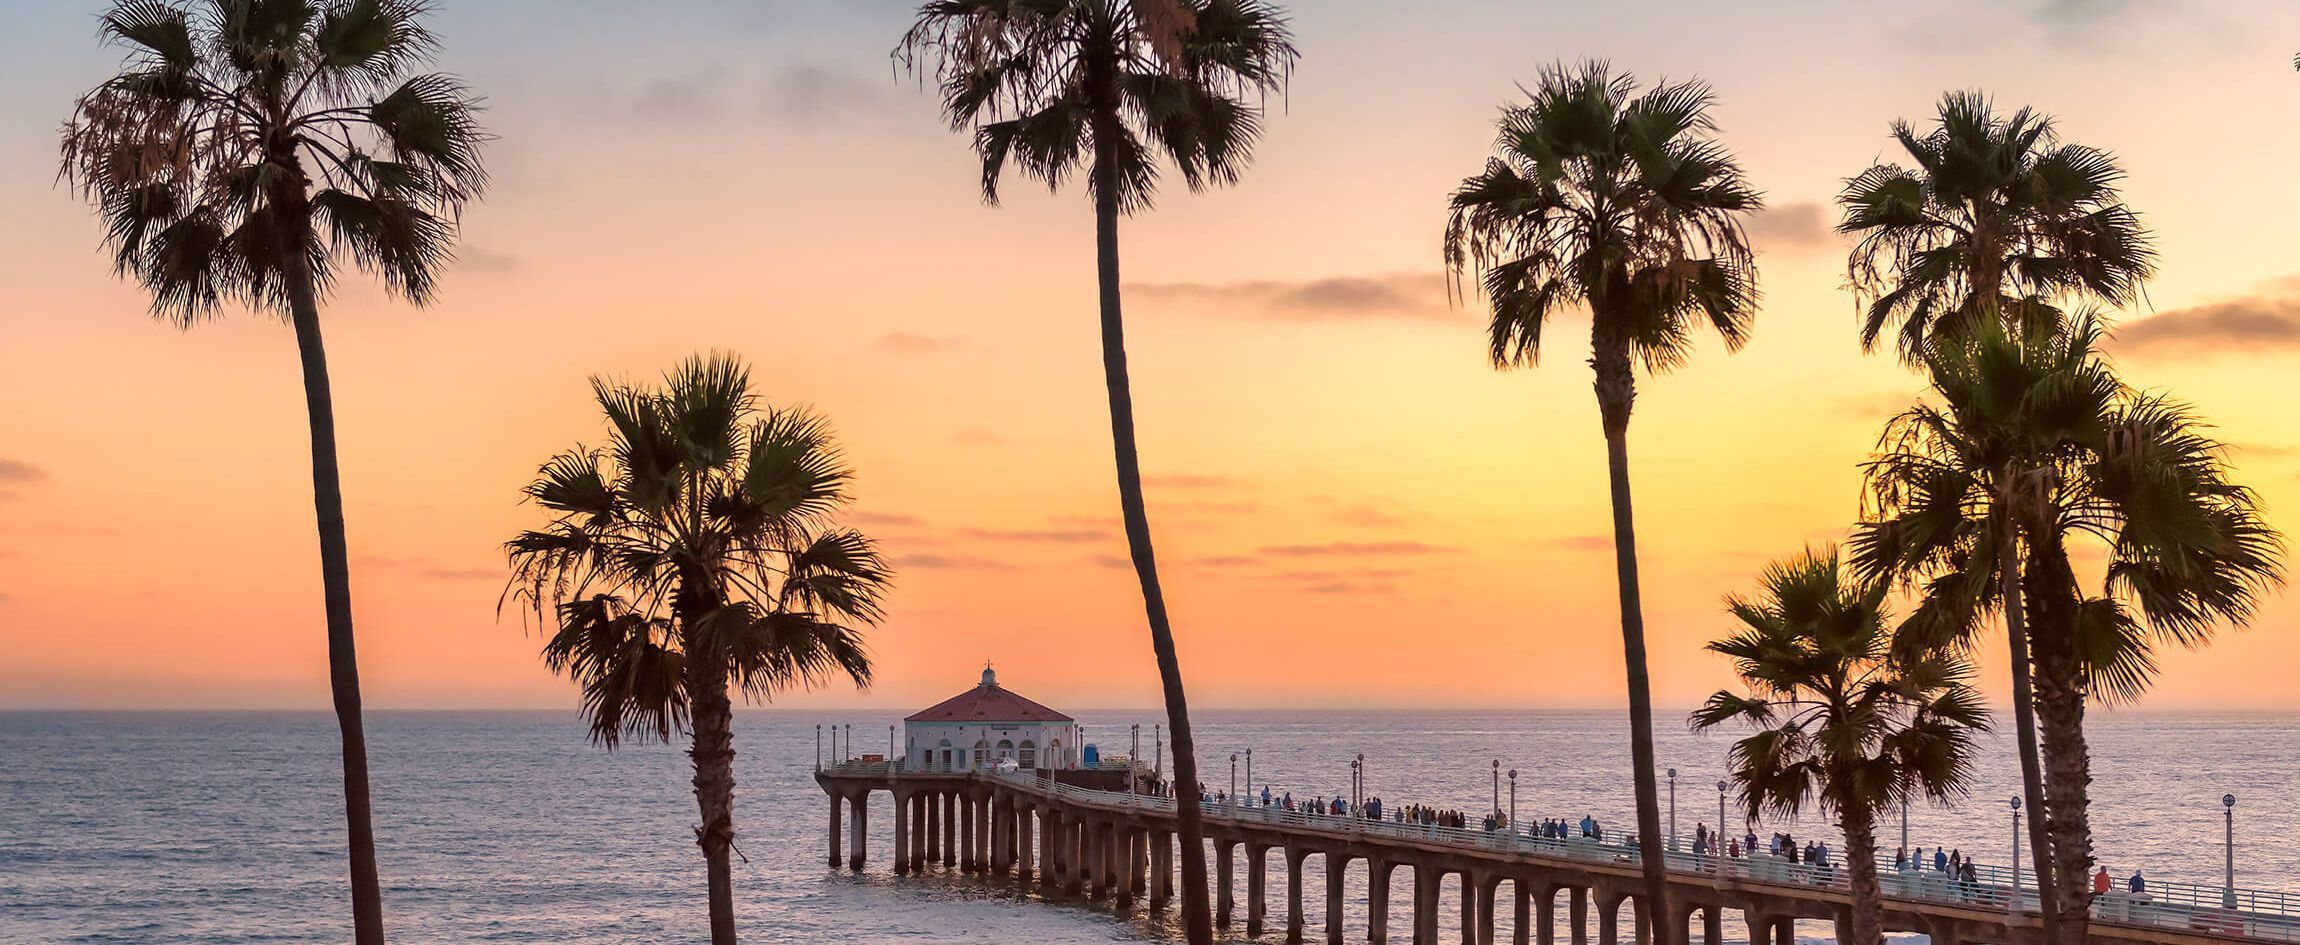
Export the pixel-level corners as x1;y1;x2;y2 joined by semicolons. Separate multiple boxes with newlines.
1229;753;1238;807
1716;780;1728;860
1667;768;1678;852
1246;748;1253;802
1351;755;1363;827
1355;753;1365;819
1493;760;1502;820
815;724;822;771
844;723;851;763
2009;795;2022;912
1508;769;1518;836
888;725;895;768
2225;793;2238;908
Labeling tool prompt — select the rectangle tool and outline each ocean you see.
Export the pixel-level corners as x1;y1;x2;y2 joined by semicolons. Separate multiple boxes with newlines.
2;709;2290;944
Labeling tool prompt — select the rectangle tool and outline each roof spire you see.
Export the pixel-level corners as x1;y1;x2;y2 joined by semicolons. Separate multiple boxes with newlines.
980;661;998;689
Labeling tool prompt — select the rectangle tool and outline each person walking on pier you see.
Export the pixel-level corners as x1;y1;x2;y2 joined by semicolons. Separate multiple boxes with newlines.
1935;847;1948;873
2128;870;2146;896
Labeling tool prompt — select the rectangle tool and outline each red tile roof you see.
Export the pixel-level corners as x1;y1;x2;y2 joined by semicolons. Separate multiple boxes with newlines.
906;680;1072;723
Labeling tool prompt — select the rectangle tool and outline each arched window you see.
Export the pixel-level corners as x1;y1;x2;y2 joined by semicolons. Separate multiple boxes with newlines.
1018;740;1037;770
995;739;1015;761
972;739;990;769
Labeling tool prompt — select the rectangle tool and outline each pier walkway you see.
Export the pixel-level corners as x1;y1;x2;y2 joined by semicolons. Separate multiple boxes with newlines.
815;762;2299;945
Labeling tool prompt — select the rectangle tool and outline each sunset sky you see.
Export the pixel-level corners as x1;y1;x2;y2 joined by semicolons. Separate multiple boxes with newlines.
3;0;2299;713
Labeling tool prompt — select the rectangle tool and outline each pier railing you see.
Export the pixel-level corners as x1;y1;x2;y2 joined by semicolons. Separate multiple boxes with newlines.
973;769;2300;941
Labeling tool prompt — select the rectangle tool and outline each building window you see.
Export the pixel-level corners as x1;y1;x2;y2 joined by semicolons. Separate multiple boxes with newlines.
1048;738;1063;768
1018;740;1037;769
995;739;1014;761
936;739;953;772
973;739;989;769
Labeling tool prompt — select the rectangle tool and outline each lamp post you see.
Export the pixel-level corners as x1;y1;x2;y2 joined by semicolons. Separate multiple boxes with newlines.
1355;753;1365;819
1130;724;1141;797
1154;724;1163;785
1493;759;1502;821
1717;779;1728;863
2225;794;2238;908
1508;768;1518;835
815;723;822;771
2010;796;2023;913
1245;748;1253;803
843;723;851;763
1351;755;1364;828
888;725;895;767
1229;753;1238;808
1668;767;1679;852
1901;797;1910;868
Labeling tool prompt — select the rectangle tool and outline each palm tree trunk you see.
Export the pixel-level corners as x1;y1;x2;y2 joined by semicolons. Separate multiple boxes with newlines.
1091;96;1211;945
1838;801;1885;945
283;242;387;945
2025;543;2094;945
1592;339;1675;945
1996;524;2059;943
688;655;740;945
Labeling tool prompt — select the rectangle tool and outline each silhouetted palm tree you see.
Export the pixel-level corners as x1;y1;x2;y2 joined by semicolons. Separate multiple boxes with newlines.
1693;545;1989;945
1444;62;1761;945
61;3;486;941
1850;316;2281;943
896;5;1295;941
1838;91;2154;363
506;355;886;945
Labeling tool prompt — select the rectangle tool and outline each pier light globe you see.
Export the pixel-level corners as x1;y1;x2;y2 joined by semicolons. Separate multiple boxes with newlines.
2010;796;2020;811
2225;793;2237;808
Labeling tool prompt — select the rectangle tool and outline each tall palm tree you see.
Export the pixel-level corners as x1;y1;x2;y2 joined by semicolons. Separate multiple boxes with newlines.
505;354;885;945
896;4;1295;942
1837;94;2153;943
1838;91;2155;364
1692;546;1989;945
1444;62;1761;940
61;3;485;942
1849;316;2281;943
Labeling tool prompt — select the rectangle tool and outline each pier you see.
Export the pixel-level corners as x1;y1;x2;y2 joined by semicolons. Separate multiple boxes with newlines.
817;762;2300;945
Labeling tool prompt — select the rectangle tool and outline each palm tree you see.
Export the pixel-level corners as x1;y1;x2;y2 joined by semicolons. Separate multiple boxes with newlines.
1849;316;2282;943
1837;94;2153;943
1444;62;1761;940
505;355;886;945
61;3;485;942
1838;91;2155;364
896;5;1295;942
1692;546;1989;945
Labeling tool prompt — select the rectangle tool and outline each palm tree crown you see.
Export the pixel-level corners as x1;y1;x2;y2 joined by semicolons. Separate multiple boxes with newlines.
1837;92;2153;363
1444;61;1760;384
1849;316;2283;678
1694;546;1989;823
895;0;1297;213
1693;546;1989;945
506;355;885;745
62;0;486;323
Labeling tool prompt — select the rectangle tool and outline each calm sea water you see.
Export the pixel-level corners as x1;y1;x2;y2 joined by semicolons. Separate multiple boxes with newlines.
2;710;2291;944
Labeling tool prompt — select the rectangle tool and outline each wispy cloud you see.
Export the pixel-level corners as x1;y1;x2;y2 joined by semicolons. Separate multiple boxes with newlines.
633;65;730;121
765;63;889;123
355;555;498;581
953;428;1002;447
1300;581;1396;595
960;526;1114;544
892;553;1014;571
1746;201;1837;254
1547;535;1612;552
1087;554;1131;570
1127;272;1459;324
1258;541;1463;557
849;510;925;528
0;459;46;482
1143;474;1253;490
1830;391;1917;421
417;567;498;581
2118;283;2300;359
1193;555;1260;567
872;332;963;354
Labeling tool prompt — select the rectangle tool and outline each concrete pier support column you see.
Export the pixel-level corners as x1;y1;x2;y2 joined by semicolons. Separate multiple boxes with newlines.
1368;860;1391;945
979;794;993;874
1087;821;1109;900
1740;911;1768;945
1018;807;1035;879
1412;867;1440;945
827;793;843;868
1062;817;1085;896
1631;897;1647;945
1286;847;1307;945
922;793;936;863
1703;907;1721;945
1475;875;1497;945
1116;828;1137;909
893;793;910;876
1924;917;1962;945
1536;888;1556;945
964;795;980;872
848;794;868;871
1037;809;1060;892
1597;896;1621;945
1569;888;1588;945
1150;831;1173;907
1832;910;1851;945
1460;873;1479;945
1216;841;1236;927
1247;844;1269;937
1327;854;1351;945
1513;882;1531;945
1771;918;1791;945
942;793;957;867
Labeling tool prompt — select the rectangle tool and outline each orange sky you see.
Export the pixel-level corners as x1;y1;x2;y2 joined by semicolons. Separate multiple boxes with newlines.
3;0;2298;712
